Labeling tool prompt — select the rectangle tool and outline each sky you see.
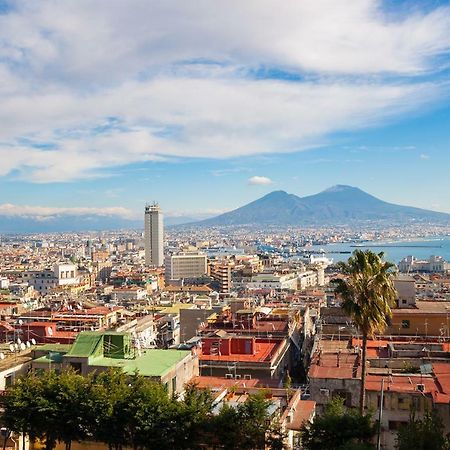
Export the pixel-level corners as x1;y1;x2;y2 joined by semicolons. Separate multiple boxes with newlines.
0;0;450;223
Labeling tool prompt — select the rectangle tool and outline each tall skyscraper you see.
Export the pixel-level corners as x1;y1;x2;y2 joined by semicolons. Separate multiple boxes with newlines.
144;202;164;266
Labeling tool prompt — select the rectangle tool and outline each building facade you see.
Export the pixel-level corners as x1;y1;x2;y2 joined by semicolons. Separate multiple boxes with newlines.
165;251;207;281
144;203;164;267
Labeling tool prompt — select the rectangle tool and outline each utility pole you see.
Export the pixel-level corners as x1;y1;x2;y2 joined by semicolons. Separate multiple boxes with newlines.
376;378;385;450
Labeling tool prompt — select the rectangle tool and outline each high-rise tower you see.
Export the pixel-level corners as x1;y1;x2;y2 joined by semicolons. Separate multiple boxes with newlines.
144;202;164;266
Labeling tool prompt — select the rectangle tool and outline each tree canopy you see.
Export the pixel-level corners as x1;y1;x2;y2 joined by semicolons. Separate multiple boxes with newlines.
334;249;396;413
2;368;286;450
300;397;376;450
396;410;450;450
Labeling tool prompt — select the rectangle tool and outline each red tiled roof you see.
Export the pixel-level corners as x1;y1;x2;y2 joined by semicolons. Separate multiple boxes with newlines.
191;375;262;389
365;374;438;394
286;400;316;430
199;341;281;363
308;353;360;380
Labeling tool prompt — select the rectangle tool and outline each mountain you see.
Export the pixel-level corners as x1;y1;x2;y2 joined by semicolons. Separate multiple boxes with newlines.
193;185;450;226
0;216;143;234
0;213;205;234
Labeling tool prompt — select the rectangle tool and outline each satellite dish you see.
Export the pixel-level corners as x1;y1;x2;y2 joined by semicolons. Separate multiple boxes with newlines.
31;338;36;345
20;343;26;351
18;319;23;326
14;343;19;351
0;353;5;360
17;338;21;345
47;327;53;336
9;344;14;353
26;341;31;348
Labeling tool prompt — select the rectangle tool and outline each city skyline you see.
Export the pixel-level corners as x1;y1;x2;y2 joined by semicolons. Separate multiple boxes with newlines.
0;1;450;224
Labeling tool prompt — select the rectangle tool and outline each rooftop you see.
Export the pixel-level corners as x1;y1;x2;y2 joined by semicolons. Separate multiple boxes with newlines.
89;349;191;377
199;339;282;363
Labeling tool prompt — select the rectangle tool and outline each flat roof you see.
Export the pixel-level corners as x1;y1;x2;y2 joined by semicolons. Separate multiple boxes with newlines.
90;349;191;377
199;340;281;363
392;301;450;315
37;343;71;353
159;304;196;315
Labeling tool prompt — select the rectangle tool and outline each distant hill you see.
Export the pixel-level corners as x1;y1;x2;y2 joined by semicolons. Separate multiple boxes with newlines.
193;185;450;226
0;213;198;234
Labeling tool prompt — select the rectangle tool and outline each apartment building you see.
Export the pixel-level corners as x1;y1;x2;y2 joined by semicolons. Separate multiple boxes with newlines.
165;251;207;281
399;255;449;274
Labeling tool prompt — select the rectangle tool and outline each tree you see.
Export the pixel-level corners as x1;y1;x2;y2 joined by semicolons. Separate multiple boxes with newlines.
3;369;94;450
3;371;45;450
396;410;450;450
301;397;376;450
213;391;285;450
90;369;132;450
334;250;396;413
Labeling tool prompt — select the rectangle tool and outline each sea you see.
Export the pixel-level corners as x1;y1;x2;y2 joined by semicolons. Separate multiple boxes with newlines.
303;236;450;264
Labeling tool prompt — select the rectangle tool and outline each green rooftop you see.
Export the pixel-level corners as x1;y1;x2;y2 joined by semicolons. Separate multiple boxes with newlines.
90;349;191;377
61;331;192;378
38;343;71;353
66;331;133;359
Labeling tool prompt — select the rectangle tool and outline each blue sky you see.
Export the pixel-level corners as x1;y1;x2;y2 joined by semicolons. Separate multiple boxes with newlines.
0;0;450;222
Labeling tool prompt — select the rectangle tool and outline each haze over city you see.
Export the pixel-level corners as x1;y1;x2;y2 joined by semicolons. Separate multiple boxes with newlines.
0;0;450;226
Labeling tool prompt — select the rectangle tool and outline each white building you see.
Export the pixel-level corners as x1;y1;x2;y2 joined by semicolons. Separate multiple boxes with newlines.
21;263;80;295
54;263;79;286
144;202;164;267
165;251;207;281
240;272;299;290
0;277;10;289
398;255;448;274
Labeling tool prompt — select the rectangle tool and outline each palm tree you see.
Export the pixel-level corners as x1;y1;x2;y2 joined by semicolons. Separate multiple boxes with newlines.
334;249;396;414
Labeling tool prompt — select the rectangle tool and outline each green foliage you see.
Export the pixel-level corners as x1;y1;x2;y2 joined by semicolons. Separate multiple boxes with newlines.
400;362;420;374
301;397;376;450
396;410;450;450
2;370;286;450
334;249;396;340
334;249;396;413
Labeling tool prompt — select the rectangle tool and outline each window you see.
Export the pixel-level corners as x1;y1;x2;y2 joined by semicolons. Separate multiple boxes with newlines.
171;376;177;393
332;390;352;407
69;362;82;374
377;395;385;408
389;421;407;431
402;320;410;329
4;374;13;388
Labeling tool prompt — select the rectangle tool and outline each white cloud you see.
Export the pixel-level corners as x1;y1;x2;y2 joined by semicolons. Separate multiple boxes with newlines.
0;204;138;220
248;176;273;186
0;1;448;182
420;153;430;159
